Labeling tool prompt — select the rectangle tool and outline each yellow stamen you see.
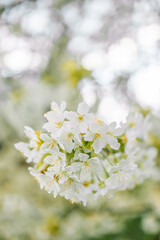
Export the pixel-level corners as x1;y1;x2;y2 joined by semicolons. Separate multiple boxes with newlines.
106;131;113;137
82;181;91;187
94;133;101;139
95;117;103;125
129;122;135;127
121;134;127;143
67;133;73;141
78;115;83;121
34;130;43;149
54;121;64;128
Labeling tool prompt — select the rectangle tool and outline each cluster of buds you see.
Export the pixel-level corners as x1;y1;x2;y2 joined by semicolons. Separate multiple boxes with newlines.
15;101;157;205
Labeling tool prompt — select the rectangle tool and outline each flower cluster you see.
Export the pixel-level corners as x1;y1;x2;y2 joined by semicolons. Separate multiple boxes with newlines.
15;101;157;205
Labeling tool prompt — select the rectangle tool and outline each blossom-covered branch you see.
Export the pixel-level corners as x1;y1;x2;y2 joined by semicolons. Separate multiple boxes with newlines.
15;101;157;206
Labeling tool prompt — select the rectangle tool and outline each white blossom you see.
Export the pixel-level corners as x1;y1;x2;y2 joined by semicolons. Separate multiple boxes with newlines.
65;102;94;133
66;153;102;182
58;124;81;153
84;123;108;154
43;101;66;137
44;149;66;171
105;122;123;150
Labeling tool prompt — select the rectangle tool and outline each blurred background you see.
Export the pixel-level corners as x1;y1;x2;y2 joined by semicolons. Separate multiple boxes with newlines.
0;0;160;239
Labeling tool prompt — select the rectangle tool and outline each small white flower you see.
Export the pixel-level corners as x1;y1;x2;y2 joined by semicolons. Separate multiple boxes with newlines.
60;176;87;205
24;126;43;149
58;124;81;153
65;102;94;133
29;167;48;189
43;101;66;135
51;101;66;114
126;112;143;128
44;149;66;171
39;133;59;151
44;172;60;197
84;123;107;154
127;147;157;188
14;142;44;163
103;160;137;194
14;142;33;163
105;122;123;150
66;153;102;182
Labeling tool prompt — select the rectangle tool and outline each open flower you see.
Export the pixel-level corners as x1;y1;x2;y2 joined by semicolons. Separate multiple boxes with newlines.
39;133;59;151
66;153;102;182
65;102;94;133
58;124;81;153
105;122;123;150
43;101;66;137
44;149;66;171
24;126;43;149
84;123;107;154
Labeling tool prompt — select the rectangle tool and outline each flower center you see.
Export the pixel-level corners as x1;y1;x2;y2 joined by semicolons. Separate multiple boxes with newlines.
67;133;73;141
35;130;43;149
78;115;83;121
121;134;127;143
95;117;103;125
54;174;59;181
55;121;63;128
129;122;135;127
94;132;101;139
107;131;113;136
83;181;91;187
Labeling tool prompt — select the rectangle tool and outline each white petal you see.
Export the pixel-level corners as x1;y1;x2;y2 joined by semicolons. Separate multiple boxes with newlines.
84;132;94;142
51;101;59;113
43;122;55;132
65;111;77;120
105;175;117;189
92;139;105;154
59;152;66;161
79;153;89;161
40;133;50;142
44;155;54;164
14;142;28;152
126;113;135;122
108;122;116;132
77;102;89;115
80;168;90;182
114;127;124;136
24;126;37;140
84;113;94;123
109;137;120;150
68;162;82;172
119;160;137;171
60;101;66;112
53;182;60;197
89;123;101;133
79;122;88;133
51;129;61;139
14;142;31;161
64;142;74;153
